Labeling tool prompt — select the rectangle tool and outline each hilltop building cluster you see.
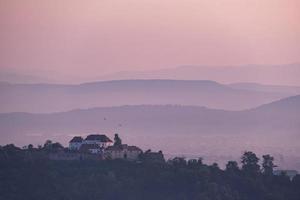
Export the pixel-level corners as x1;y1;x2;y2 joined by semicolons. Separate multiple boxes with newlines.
69;134;113;153
66;133;162;162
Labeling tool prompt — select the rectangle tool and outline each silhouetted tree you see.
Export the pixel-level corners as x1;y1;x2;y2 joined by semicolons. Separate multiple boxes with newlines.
262;154;277;176
211;162;219;169
51;142;64;149
114;134;122;146
43;140;52;148
292;174;300;197
1;144;298;200
43;140;63;152
241;151;260;175
226;161;239;172
145;149;151;153
197;157;203;165
2;144;21;152
188;159;199;169
170;157;187;167
28;144;34;150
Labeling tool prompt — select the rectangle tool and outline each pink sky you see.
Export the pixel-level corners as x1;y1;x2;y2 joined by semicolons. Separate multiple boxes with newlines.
0;0;299;80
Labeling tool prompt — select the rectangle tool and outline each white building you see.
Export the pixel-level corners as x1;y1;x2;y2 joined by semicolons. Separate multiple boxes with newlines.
69;136;83;150
79;144;103;154
68;134;143;160
83;134;113;148
69;134;113;153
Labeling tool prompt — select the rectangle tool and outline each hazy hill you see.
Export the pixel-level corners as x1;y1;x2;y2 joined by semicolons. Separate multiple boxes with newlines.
0;95;299;146
229;82;300;95
98;64;300;86
0;79;292;113
1;95;299;169
2;64;300;86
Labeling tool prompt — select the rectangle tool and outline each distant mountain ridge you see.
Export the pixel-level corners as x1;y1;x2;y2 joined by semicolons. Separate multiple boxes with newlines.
0;95;299;144
1;95;299;170
0;79;295;113
251;94;300;112
1;64;300;85
229;82;300;95
97;63;300;86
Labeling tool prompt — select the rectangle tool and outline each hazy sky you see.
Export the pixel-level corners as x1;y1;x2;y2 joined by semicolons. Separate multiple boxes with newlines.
0;0;299;80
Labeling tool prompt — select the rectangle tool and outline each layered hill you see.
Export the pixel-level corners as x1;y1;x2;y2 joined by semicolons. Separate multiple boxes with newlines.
1;95;299;169
0;95;299;145
0;80;295;113
97;64;300;86
229;82;300;95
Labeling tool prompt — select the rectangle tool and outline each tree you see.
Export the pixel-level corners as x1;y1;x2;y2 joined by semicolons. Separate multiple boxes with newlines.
262;154;277;176
114;134;122;146
51;142;64;150
197;157;203;165
226;161;239;172
241;151;260;175
211;163;219;169
188;159;198;169
0;145;298;200
43;140;63;152
28;144;34;150
292;174;300;189
145;149;151;153
187;158;204;169
43;140;53;149
170;157;187;167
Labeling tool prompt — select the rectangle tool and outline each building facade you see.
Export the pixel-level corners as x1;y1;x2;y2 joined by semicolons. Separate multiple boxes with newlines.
69;136;83;150
69;134;143;161
105;144;142;161
83;134;113;148
69;134;113;153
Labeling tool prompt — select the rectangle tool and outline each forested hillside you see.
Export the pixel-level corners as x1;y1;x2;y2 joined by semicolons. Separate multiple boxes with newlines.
0;144;299;200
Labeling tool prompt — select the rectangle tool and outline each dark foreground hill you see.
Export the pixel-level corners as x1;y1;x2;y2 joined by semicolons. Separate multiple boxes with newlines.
0;147;300;200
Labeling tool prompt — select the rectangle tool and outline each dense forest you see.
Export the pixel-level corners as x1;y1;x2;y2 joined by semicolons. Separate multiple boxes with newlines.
0;143;299;200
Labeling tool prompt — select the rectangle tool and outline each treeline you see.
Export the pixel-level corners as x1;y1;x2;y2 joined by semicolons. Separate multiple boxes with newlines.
0;143;300;200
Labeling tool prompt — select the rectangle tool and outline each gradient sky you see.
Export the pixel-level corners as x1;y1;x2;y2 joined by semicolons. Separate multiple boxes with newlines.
0;0;299;81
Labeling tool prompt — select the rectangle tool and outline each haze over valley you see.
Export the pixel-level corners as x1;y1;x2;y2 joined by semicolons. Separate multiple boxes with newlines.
2;63;300;85
1;1;300;199
1;79;300;113
1;70;300;171
1;95;299;170
1;69;300;171
1;0;300;174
